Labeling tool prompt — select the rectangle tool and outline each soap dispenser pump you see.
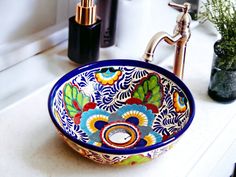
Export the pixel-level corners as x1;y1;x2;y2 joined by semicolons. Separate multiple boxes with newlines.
68;0;101;64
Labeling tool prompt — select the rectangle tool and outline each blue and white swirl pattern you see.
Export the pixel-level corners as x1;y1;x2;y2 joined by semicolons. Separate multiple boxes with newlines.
52;65;190;147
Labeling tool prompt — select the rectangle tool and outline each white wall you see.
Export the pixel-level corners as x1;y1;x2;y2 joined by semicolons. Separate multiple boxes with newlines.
0;0;60;45
0;0;81;71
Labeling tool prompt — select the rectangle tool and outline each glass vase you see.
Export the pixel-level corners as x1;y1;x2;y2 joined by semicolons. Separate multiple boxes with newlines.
208;41;236;103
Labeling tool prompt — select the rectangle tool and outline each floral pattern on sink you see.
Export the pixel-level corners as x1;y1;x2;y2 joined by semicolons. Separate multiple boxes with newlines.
51;65;191;165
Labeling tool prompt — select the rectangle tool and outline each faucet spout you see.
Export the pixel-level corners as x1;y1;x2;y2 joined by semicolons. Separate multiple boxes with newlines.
143;31;189;79
142;2;191;80
143;32;181;62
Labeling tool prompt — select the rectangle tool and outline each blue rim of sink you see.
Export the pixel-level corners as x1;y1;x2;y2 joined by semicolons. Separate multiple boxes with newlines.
48;59;195;155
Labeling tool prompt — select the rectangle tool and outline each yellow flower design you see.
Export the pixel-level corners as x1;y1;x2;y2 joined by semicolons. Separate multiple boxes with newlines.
95;67;122;85
173;91;187;113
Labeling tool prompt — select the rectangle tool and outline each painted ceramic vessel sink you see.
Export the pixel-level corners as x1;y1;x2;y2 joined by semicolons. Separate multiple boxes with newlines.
48;59;195;165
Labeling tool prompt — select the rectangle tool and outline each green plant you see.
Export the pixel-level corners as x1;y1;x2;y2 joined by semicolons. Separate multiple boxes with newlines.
200;0;236;70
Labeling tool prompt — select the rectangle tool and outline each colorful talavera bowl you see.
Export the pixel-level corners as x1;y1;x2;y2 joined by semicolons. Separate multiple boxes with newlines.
48;59;195;166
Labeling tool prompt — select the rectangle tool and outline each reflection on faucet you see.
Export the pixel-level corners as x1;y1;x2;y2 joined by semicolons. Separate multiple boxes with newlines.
143;2;191;79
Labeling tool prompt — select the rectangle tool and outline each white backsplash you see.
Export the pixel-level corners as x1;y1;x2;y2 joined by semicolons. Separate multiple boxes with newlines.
116;0;178;59
0;0;59;45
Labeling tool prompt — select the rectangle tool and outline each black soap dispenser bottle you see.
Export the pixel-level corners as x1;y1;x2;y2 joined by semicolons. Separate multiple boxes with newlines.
68;0;101;64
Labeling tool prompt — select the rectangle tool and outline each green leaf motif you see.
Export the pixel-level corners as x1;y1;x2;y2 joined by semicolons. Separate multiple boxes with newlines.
116;155;151;166
148;75;158;90
64;96;72;106
66;105;77;117
76;92;83;108
72;87;77;99
143;80;148;94
137;86;145;101
63;83;90;118
82;96;90;107
64;84;73;99
132;75;163;107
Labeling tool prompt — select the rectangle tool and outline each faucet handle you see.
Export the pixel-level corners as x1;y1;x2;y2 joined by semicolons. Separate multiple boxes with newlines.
169;2;191;35
168;2;191;13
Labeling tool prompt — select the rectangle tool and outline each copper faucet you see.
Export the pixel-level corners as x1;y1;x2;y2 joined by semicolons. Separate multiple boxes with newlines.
143;2;191;79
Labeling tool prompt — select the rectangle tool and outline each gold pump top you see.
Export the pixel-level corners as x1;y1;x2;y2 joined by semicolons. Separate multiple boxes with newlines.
75;0;97;25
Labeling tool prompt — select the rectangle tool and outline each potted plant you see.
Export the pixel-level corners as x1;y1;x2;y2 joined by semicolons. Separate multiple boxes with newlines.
200;0;236;102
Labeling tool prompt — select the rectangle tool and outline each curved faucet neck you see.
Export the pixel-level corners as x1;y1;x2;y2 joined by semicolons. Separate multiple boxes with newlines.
143;32;182;63
142;2;191;79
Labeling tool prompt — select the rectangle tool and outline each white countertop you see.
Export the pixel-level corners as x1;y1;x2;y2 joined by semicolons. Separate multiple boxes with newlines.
0;25;236;177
